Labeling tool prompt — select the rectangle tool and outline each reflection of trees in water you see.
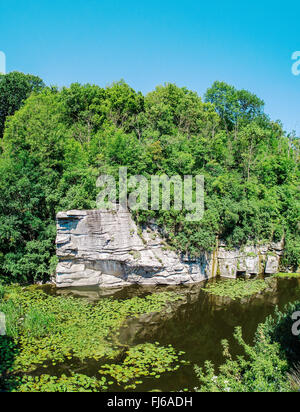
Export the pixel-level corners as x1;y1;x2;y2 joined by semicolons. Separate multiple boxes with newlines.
115;278;300;366
0;336;20;392
36;278;300;392
41;278;300;369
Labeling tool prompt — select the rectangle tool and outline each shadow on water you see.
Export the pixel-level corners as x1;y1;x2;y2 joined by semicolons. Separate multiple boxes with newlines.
41;277;300;392
48;283;176;302
0;336;20;392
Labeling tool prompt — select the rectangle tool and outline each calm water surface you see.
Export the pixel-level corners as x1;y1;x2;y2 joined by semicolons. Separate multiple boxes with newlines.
43;277;300;392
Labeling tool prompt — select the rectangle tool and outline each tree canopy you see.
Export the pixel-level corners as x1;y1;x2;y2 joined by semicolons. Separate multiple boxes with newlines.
0;71;45;138
0;75;299;283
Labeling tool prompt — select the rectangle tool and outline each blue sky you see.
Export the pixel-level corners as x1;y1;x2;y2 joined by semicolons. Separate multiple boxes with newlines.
0;0;299;135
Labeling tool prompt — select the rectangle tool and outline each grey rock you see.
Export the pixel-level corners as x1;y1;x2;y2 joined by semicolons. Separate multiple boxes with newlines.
218;259;237;279
55;210;285;288
245;255;260;275
0;312;6;336
56;209;210;288
265;255;280;274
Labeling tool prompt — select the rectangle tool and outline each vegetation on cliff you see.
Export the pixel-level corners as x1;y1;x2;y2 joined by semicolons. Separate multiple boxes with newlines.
274;273;300;279
0;73;299;284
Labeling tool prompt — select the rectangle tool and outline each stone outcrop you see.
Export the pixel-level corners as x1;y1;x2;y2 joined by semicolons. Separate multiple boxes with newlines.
0;312;6;336
55;209;285;288
56;209;212;288
217;242;284;279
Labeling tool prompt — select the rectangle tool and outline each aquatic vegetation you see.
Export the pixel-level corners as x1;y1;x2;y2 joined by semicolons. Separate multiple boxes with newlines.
100;343;187;390
1;282;298;392
0;285;184;392
13;374;108;393
202;279;268;300
274;273;300;279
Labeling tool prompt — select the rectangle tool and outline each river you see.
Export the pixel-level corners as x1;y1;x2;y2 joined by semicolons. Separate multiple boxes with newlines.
42;277;300;392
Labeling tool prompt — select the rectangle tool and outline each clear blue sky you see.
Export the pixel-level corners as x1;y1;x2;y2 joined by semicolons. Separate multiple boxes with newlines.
0;0;299;135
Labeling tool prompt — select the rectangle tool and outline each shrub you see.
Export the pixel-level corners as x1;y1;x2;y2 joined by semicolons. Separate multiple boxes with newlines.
195;326;291;392
195;302;300;392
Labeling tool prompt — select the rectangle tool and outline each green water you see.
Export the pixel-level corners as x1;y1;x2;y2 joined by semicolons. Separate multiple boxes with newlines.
44;277;300;392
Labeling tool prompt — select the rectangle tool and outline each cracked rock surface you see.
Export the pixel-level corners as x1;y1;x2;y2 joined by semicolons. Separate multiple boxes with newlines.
56;210;212;288
56;210;285;288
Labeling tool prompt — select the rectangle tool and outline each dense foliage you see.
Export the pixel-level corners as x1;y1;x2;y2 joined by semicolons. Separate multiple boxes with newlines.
195;301;300;392
0;72;45;139
0;74;299;283
261;301;300;367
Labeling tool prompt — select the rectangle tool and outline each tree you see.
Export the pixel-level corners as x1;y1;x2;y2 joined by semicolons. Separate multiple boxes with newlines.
204;81;265;132
145;83;219;138
0;72;45;138
0;76;299;282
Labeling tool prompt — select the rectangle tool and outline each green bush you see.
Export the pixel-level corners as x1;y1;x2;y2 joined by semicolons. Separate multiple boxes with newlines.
261;301;300;366
195;302;300;392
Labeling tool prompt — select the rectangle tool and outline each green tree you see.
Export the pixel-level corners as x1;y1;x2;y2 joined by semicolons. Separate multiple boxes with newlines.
0;71;45;138
0;76;299;282
204;81;265;132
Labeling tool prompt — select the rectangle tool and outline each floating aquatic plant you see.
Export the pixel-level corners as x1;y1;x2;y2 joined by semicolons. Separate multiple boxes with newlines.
99;343;187;390
202;279;268;300
0;284;184;392
274;273;300;279
13;373;108;393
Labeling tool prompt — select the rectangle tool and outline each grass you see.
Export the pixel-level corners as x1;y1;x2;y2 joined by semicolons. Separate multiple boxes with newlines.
288;363;300;392
23;308;56;338
0;299;23;339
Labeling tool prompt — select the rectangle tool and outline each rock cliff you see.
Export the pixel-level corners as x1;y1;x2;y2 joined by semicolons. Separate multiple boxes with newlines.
56;209;213;288
55;209;284;288
217;242;284;279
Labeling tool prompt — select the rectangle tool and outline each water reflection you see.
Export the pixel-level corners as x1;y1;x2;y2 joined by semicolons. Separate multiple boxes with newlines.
41;278;300;392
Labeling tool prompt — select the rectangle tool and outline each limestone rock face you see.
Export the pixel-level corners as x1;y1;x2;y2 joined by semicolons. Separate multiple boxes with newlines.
265;255;280;274
55;209;285;288
56;210;211;288
0;312;6;336
217;242;284;278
